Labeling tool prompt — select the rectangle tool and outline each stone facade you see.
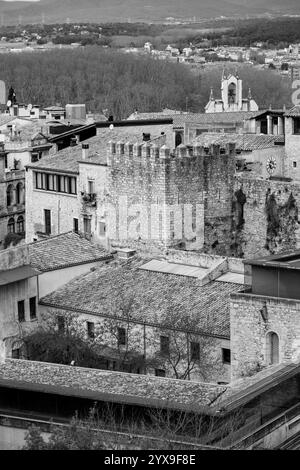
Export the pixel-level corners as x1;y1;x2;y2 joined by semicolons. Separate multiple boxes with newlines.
39;304;231;383
0;145;25;249
103;141;236;254
285;116;300;180
230;292;300;380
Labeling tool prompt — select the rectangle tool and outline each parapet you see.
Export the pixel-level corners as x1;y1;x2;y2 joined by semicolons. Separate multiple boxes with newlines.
106;140;236;166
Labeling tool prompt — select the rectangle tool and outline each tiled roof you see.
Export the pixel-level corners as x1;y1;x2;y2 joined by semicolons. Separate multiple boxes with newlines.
194;133;284;150
284;105;300;117
172;111;264;128
40;257;243;338
27;127;150;173
128;111;263;128
29;232;112;272
0;359;227;413
0;115;16;127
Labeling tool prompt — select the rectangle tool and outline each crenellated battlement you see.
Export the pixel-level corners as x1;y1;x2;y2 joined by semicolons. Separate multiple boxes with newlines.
106;140;236;166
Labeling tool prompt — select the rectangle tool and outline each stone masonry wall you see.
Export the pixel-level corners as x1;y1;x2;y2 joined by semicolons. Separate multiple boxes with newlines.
39;304;230;383
106;142;236;255
232;175;300;258
230;292;300;380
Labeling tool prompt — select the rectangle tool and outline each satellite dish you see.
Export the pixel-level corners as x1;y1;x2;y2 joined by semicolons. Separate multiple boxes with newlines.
28;103;32;111
109;124;114;130
7;100;11;107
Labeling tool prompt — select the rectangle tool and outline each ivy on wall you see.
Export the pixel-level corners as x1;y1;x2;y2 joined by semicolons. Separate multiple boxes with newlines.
231;187;247;258
265;190;299;254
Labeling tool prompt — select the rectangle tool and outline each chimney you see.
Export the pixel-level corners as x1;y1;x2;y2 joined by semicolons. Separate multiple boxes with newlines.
143;133;151;141
116;248;136;259
82;143;89;160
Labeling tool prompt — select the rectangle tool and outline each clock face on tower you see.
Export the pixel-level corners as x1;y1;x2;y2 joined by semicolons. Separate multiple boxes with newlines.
266;157;277;174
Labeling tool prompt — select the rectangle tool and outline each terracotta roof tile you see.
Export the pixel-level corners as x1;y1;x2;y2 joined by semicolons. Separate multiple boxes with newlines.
0;359;227;412
194;133;284;150
40;257;242;337
29;232;112;272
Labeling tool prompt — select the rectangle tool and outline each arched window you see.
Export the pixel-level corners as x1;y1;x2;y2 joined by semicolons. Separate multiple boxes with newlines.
228;82;237;105
175;132;182;147
8;217;15;233
16;182;24;205
17;215;24;233
266;331;279;365
6;184;14;207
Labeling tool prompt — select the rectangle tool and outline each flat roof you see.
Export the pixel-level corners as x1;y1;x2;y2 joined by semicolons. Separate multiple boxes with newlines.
244;250;300;270
0;265;40;286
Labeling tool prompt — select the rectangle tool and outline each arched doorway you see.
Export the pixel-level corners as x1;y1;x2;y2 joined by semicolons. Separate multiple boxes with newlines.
266;331;279;365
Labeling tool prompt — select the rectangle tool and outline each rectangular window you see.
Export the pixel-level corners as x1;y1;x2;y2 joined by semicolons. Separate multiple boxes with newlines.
41;173;47;190
160;335;170;355
70;177;77;194
48;174;54;191
118;327;126;346
293;161;297;168
222;348;231;364
60;175;66;192
155;369;166;377
87;321;95;339
29;296;37;320
99;222;106;237
83;217;91;235
44;209;51;235
12;349;20;359
57;316;65;332
294;118;300;135
190;341;200;361
36;172;42;189
17;300;25;323
73;218;79;233
88;180;95;194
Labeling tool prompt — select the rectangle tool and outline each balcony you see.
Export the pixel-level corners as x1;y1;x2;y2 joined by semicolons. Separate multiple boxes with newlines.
81;191;97;207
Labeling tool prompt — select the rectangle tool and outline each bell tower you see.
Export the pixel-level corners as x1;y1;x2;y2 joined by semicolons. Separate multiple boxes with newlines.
221;71;243;112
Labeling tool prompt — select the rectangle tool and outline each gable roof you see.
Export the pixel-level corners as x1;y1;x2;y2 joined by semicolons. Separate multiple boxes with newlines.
40;256;243;338
28;232;112;272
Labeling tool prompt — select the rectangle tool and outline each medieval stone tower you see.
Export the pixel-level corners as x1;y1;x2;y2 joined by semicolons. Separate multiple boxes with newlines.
105;141;236;254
